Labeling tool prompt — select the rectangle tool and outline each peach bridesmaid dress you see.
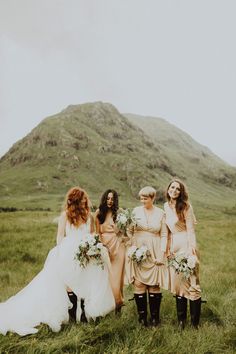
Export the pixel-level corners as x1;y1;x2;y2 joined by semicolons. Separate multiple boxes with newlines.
99;214;125;308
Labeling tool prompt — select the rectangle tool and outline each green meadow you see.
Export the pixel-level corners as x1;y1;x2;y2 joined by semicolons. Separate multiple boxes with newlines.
0;203;235;354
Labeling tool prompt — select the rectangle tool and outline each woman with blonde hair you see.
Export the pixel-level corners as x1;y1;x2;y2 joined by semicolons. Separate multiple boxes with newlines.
128;186;168;326
164;179;201;329
0;186;115;336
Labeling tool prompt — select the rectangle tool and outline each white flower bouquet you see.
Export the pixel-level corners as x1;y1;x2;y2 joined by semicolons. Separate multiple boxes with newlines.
127;245;150;266
167;253;198;279
74;234;106;269
116;208;137;236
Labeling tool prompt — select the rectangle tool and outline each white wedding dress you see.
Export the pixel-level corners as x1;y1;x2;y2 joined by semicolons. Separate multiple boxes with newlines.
0;221;115;336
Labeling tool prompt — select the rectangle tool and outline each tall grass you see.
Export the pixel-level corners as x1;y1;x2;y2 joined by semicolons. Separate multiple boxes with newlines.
0;209;235;354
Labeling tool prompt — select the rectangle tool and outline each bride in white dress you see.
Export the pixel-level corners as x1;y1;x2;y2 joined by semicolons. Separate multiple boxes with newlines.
0;187;115;336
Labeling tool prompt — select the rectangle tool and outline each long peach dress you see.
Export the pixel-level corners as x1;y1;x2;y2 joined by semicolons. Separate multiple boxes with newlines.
99;214;125;306
164;202;201;300
127;206;169;290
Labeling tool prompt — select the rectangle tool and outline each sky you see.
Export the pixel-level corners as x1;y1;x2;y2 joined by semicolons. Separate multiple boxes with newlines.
0;0;236;166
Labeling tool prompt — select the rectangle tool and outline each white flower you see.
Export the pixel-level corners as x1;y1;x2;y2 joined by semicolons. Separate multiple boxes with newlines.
88;237;96;246
118;214;128;224
79;241;86;248
87;249;97;256
127;246;137;257
74;233;105;269
175;253;185;263
187;255;197;269
127;245;150;265
167;252;197;279
96;243;103;250
136;249;143;258
173;261;179;269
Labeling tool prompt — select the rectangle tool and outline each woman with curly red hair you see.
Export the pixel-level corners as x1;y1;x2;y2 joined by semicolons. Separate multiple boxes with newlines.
56;187;94;323
0;186;115;336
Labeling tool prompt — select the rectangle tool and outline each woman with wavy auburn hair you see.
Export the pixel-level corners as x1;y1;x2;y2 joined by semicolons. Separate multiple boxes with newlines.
57;186;92;245
63;187;91;228
164;179;201;329
0;186;115;336
56;187;94;323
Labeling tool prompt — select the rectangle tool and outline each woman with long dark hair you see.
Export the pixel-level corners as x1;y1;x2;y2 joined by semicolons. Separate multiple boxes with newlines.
95;189;125;312
164;179;201;329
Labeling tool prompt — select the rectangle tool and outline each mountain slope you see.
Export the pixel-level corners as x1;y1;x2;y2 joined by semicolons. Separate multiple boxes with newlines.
125;113;236;205
0;103;173;206
0;102;235;209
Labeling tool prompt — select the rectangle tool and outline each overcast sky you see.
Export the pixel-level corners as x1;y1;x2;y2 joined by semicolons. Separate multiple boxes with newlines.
0;0;235;166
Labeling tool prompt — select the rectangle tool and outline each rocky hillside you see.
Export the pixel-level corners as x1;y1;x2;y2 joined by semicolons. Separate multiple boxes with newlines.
0;102;235;208
126;114;236;202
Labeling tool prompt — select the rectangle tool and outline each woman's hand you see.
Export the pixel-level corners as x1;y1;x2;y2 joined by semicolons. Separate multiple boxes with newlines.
154;252;165;265
165;250;172;259
154;260;165;266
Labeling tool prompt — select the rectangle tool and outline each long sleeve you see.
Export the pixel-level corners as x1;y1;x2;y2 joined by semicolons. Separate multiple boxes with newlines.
160;214;168;252
185;205;197;250
56;212;66;245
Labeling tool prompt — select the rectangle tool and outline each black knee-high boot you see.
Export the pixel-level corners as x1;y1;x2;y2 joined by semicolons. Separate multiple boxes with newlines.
149;293;162;326
67;291;77;322
190;298;201;328
80;298;88;323
134;293;148;327
176;296;187;329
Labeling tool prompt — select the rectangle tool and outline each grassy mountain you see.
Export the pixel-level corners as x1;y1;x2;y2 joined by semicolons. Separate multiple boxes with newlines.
0;102;235;209
125;113;236;207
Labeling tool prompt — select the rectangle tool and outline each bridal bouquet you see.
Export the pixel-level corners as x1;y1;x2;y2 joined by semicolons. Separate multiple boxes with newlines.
74;234;106;269
167;253;198;279
127;245;150;266
116;208;137;236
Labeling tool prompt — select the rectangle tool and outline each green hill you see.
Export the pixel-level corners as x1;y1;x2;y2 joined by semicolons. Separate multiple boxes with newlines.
125;113;236;206
0;102;235;210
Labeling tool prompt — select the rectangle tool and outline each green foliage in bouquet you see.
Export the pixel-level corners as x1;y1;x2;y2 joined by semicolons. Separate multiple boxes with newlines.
127;245;151;266
116;208;137;235
168;253;198;279
74;234;105;269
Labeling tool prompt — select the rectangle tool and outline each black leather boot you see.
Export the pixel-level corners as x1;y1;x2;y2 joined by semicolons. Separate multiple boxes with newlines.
190;298;201;329
149;293;162;326
67;291;77;322
134;293;148;327
80;298;88;323
176;296;187;330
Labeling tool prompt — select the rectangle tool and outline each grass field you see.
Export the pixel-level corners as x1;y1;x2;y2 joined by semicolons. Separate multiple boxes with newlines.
0;206;236;354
